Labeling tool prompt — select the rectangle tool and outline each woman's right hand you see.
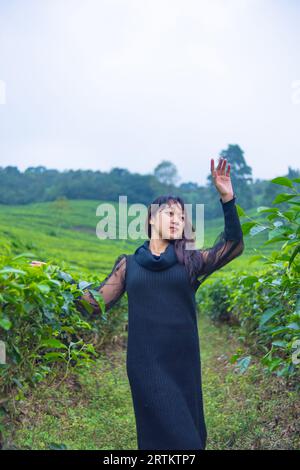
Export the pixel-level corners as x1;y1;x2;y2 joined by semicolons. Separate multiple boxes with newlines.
29;260;47;267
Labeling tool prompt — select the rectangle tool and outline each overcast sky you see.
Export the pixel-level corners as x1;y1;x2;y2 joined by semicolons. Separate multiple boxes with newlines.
0;0;299;186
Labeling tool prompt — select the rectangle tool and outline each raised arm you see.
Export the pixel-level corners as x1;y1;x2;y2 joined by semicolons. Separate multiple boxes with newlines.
76;253;127;315
197;195;244;284
194;157;245;286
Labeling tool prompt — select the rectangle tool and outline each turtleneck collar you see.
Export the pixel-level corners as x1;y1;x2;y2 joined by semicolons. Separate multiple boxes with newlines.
134;240;178;271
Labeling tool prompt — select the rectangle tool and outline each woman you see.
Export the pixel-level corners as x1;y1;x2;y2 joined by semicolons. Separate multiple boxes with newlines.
30;157;244;450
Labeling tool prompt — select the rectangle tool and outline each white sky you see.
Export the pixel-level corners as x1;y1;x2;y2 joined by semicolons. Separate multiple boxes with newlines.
0;0;299;185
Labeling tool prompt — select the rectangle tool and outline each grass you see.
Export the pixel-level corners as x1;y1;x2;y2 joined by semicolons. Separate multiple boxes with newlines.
199;314;299;450
4;340;137;450
1;199;295;450
4;315;299;450
0;198;275;280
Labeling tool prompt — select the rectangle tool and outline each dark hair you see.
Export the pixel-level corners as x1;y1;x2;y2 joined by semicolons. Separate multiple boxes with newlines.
145;194;205;286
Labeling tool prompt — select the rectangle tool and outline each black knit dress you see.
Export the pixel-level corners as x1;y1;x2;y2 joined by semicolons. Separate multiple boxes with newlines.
80;196;244;450
125;245;207;450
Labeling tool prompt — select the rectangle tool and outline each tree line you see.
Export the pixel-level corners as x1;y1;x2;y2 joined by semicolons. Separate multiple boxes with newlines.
1;144;299;219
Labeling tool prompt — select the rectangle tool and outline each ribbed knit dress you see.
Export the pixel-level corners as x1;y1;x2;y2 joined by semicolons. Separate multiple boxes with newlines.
79;196;244;450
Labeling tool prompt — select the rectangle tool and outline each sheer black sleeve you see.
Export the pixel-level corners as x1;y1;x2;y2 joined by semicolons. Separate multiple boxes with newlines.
76;253;127;315
196;196;244;286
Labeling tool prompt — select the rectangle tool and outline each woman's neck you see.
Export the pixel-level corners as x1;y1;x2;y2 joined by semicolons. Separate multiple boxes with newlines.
148;238;170;256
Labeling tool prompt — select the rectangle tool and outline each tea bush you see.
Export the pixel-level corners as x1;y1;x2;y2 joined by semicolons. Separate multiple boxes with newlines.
0;244;127;399
197;176;300;378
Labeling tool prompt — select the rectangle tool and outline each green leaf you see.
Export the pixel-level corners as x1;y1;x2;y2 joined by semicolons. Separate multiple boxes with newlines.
286;322;300;330
273;193;296;204
269;326;289;335
12;252;36;260
77;298;94;314
12;378;24;389
241;222;258;236
39;339;68;350
288;245;300;268
268;226;288;240
248;255;264;263
89;289;106;310
235;204;246;217
57;270;74;283
0;317;12;331
269;358;282;371
271;340;287;348
43;352;66;361
241;275;259;287
0;267;27;275
77;280;93;290
257;206;279;214
43;309;54;320
295;295;300;315
229;353;240;364
36;283;51;294
263;236;287;245
61;326;76;334
11;343;21;364
48;279;61;287
276;365;291;377
270;177;294;188
250;225;269;236
282;210;297;222
259;307;281;327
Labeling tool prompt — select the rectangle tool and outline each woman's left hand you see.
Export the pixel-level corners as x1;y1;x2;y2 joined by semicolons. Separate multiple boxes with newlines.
210;157;234;200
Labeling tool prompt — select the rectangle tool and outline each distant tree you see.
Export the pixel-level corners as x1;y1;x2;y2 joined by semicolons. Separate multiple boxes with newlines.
287;166;300;179
261;165;300;206
24;166;47;174
3;166;20;175
154;160;180;186
110;167;130;178
179;182;199;191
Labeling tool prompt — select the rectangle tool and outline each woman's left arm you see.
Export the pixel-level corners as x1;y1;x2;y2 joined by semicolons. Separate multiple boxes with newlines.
199;195;244;276
196;157;245;281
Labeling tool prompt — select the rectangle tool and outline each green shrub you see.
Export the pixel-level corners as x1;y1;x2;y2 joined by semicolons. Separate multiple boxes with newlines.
0;245;126;398
197;176;300;379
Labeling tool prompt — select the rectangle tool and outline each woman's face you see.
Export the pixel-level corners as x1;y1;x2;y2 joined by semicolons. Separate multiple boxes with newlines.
150;201;185;240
